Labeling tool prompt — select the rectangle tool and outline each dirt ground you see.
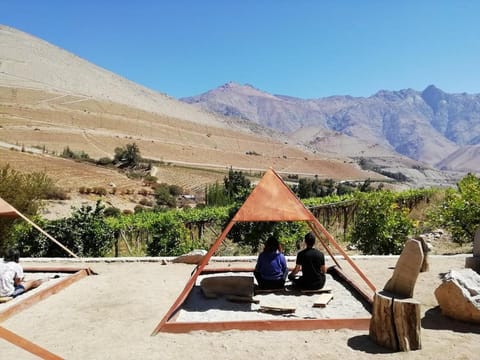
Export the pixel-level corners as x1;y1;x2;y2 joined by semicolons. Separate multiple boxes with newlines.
0;254;478;360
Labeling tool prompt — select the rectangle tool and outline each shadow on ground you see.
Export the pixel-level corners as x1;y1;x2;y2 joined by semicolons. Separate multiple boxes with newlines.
347;335;394;354
422;306;480;334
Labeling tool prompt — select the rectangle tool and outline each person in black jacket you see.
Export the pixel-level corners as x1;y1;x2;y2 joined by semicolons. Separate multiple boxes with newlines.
288;232;326;290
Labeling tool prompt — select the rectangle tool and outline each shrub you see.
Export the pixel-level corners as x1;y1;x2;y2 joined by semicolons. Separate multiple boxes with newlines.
0;165;61;254
96;157;113;166
428;173;480;244
146;213;190;256
14;201;114;257
349;192;414;255
113;143;141;168
92;187;107;196
104;206;121;217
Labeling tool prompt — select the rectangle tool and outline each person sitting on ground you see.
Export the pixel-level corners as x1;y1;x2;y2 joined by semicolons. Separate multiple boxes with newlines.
0;249;42;298
254;235;288;290
288;232;326;290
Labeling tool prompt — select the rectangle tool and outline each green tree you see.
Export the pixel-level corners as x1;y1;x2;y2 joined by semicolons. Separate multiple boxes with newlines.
13;201;114;257
224;168;251;203
227;220;309;255
206;181;229;206
153;183;178;208
113;143;141;168
428;173;480;244
146;213;190;256
349;192;414;255
0;165;60;255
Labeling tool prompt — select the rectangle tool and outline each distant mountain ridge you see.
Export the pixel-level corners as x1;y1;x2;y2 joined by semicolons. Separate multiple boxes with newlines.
182;82;480;172
1;25;390;191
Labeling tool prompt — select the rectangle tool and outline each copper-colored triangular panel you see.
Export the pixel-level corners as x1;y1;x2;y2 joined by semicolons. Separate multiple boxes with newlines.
233;168;314;222
0;197;18;217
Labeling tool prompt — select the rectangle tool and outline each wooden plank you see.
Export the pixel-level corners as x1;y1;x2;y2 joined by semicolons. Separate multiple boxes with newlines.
301;287;332;294
23;266;97;275
159;318;371;333
0;269;91;323
259;304;296;314
0;326;63;360
313;293;334;307
331;266;374;304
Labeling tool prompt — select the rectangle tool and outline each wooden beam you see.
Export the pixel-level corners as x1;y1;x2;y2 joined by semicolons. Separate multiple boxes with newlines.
159;318;371;333
14;210;78;258
331;266;374;304
0;326;63;360
23;266;96;274
0;268;91;323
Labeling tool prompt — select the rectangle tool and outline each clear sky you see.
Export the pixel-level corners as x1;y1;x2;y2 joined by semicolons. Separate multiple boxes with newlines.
1;1;479;99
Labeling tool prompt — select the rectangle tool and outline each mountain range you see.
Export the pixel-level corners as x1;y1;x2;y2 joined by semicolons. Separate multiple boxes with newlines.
1;25;391;197
0;24;475;196
182;82;480;173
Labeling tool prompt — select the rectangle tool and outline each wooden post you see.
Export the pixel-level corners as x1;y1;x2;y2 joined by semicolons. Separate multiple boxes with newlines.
369;291;421;351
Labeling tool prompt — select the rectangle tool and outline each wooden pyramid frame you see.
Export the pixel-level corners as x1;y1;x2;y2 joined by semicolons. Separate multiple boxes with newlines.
152;168;376;334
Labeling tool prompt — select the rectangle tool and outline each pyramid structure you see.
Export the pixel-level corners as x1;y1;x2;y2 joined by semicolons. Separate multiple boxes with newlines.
152;168;376;334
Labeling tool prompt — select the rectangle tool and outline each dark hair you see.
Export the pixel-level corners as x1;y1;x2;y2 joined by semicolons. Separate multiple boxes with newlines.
264;236;280;252
304;232;316;247
4;249;20;263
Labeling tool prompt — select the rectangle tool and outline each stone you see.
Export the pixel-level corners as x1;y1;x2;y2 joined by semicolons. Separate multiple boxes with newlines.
200;275;254;299
473;227;480;257
465;257;480;273
465;227;480;273
172;249;207;264
384;239;424;298
434;268;480;324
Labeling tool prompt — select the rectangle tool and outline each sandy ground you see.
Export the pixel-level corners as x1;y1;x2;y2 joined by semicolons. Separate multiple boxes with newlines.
0;255;478;360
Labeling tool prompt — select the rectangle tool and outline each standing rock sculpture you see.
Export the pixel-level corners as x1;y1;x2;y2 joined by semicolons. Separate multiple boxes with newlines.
369;239;424;351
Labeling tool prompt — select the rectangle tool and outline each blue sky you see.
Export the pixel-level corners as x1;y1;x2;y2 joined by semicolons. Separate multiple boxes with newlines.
1;1;479;99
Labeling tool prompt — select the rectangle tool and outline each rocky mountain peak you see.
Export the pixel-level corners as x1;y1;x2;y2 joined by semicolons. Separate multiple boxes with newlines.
422;85;446;111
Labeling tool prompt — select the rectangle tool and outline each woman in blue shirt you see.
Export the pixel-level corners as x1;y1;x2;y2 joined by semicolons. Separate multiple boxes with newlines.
254;235;288;290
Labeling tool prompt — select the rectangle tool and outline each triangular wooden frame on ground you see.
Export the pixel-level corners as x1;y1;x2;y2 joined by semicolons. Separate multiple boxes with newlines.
152;168;376;334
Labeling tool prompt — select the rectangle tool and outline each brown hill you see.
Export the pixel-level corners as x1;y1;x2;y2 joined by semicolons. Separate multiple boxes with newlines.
0;25;381;215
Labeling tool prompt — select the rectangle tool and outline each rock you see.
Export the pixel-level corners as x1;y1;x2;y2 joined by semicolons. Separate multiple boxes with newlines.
473;227;480;257
384;239;424;298
200;275;254;299
434;269;480;324
172;249;207;264
465;227;480;273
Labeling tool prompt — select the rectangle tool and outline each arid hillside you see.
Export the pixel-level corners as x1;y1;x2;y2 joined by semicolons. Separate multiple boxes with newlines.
0;25;382;207
0;86;377;181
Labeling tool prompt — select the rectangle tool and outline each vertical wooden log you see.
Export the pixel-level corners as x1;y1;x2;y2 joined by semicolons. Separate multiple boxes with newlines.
369;291;422;352
394;297;421;351
369;291;398;350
